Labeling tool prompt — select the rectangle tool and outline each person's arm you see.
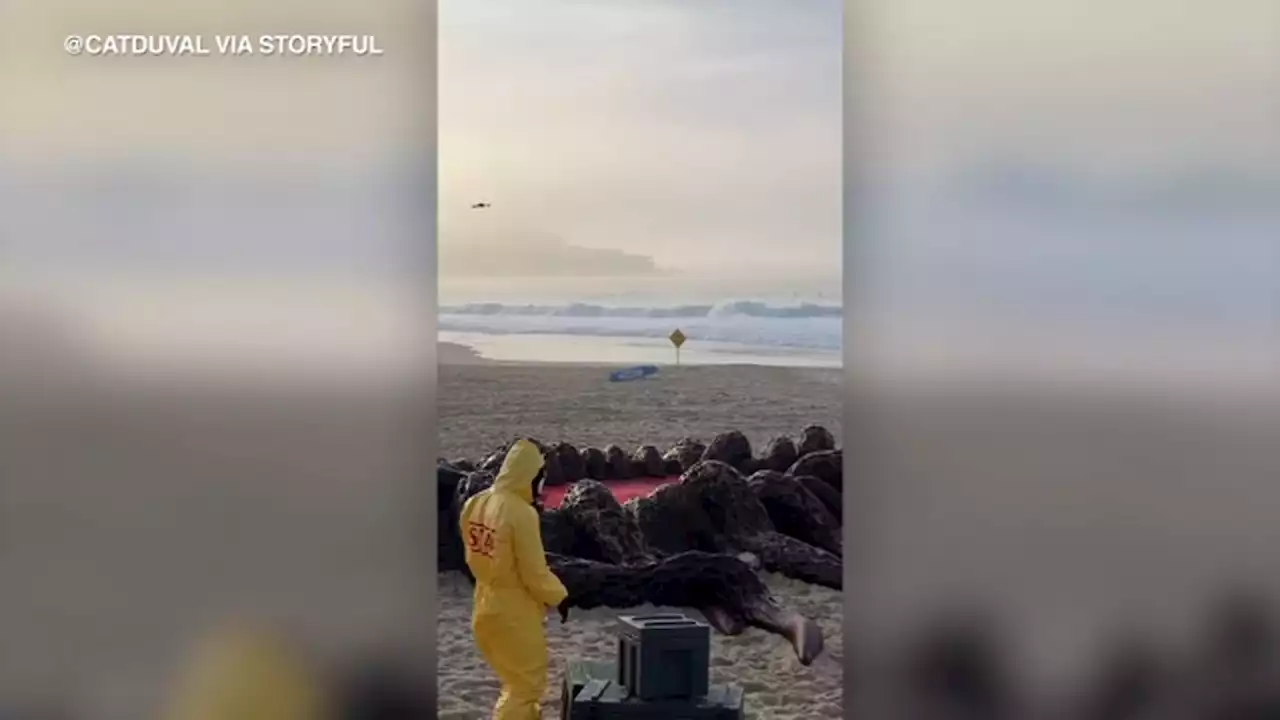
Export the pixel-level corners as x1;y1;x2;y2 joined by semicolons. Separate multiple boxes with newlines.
511;505;568;608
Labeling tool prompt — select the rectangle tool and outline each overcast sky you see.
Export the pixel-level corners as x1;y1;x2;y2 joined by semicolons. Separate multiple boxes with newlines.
867;0;1277;176
2;0;1273;305
438;0;842;284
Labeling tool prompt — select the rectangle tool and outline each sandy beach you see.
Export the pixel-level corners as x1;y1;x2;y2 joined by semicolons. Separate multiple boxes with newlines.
437;343;843;461
437;342;846;719
437;573;844;720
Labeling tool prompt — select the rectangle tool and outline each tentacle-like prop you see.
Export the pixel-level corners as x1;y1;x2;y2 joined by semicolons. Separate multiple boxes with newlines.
548;551;825;665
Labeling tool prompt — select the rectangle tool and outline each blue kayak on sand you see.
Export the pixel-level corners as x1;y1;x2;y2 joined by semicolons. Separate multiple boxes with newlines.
609;365;660;383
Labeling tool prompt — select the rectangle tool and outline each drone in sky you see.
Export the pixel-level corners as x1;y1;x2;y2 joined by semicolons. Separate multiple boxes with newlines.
470;202;491;210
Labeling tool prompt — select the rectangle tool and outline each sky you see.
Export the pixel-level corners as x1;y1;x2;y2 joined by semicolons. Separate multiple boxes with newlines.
0;0;433;293
865;0;1277;178
845;0;1278;387
0;0;427;160
2;0;846;303
0;0;434;374
857;1;1277;295
0;0;1273;373
5;0;1270;294
437;0;844;293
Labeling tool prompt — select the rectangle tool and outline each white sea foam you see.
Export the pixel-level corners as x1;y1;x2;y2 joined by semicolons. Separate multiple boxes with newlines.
437;300;843;352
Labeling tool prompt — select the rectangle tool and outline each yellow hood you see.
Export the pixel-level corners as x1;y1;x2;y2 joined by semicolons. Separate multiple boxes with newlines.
493;439;544;504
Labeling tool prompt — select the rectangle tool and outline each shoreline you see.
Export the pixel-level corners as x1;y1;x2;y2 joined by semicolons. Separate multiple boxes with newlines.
437;339;1278;400
436;339;840;370
437;341;494;366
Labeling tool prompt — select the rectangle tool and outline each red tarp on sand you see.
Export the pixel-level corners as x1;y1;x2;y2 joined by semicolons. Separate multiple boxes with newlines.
541;476;678;508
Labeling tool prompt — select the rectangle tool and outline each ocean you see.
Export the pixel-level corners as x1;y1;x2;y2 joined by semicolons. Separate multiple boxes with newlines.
437;299;843;367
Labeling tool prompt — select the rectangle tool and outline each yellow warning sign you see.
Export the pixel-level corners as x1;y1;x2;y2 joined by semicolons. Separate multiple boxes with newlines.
669;329;687;348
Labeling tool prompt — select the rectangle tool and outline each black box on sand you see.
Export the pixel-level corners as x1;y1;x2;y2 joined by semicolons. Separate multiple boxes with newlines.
616;613;711;701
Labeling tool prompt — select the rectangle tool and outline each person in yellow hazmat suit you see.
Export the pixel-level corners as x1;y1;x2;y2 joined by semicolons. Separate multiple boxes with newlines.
461;438;570;720
164;623;332;720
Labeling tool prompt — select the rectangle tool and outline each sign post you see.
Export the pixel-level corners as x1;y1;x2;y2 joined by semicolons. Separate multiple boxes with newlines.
668;328;686;365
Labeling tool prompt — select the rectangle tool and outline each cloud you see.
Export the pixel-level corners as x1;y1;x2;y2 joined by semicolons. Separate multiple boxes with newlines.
438;0;841;274
439;230;662;278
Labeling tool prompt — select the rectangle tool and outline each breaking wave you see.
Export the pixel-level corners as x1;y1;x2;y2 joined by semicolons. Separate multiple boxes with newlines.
438;300;842;319
438;301;842;351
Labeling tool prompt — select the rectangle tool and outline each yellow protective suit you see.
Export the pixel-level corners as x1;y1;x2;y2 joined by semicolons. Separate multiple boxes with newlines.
461;438;568;720
164;624;332;720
